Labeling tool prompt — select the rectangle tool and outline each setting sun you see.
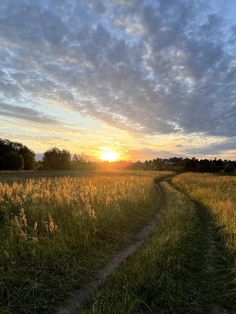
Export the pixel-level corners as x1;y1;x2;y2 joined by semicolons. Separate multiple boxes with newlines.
100;151;119;162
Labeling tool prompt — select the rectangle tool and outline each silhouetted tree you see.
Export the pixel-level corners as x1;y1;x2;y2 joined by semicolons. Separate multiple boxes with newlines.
43;147;71;170
71;154;90;170
198;159;211;172
224;162;235;173
131;155;235;174
7;152;24;170
183;158;198;172
0;138;35;170
153;158;164;169
24;152;35;170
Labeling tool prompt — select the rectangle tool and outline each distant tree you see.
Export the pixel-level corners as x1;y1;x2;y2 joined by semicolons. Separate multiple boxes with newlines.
0;138;35;170
224;162;235;173
7;152;24;170
43;147;71;170
24;152;35;170
198;159;211;172
132;161;143;170
73;153;88;163
71;153;89;170
209;159;223;173
169;157;183;163
83;151;235;174
153;158;164;169
183;158;198;172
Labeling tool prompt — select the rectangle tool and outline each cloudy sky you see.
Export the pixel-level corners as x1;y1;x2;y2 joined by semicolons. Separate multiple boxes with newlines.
0;0;236;160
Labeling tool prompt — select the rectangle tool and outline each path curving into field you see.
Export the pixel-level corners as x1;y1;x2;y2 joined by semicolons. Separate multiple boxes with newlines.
57;183;165;314
58;176;233;314
168;181;230;314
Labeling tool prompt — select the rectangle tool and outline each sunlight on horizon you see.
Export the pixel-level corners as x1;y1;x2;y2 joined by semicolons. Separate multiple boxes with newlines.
100;151;120;162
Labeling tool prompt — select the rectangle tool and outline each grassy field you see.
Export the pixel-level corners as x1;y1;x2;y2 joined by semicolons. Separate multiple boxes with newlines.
173;173;236;256
0;170;171;313
78;182;208;313
79;174;236;314
173;173;236;313
1;170;235;313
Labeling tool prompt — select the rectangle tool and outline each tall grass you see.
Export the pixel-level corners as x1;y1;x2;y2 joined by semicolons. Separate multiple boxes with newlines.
172;173;236;255
79;182;210;314
0;171;170;313
173;173;236;313
79;175;236;314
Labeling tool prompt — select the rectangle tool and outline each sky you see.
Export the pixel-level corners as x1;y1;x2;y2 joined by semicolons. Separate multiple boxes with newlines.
0;0;236;161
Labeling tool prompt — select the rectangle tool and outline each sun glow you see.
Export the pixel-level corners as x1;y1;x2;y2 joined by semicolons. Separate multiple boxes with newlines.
100;151;119;162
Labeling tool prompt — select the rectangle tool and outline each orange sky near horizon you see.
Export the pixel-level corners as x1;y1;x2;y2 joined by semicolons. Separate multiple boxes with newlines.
2;112;234;162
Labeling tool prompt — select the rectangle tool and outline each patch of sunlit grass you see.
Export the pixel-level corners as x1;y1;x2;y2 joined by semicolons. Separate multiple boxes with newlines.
173;173;236;254
0;170;172;313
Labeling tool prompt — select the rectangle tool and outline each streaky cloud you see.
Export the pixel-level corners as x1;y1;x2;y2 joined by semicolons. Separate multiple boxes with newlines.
0;103;60;124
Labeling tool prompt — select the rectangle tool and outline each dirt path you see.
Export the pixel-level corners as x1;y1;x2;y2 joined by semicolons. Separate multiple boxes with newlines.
203;215;228;314
57;184;164;314
168;182;228;314
58;178;230;314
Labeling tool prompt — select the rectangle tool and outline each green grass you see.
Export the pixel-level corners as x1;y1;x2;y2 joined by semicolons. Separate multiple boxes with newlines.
0;170;94;184
172;173;236;255
2;171;234;313
173;173;236;313
79;182;215;314
0;170;172;313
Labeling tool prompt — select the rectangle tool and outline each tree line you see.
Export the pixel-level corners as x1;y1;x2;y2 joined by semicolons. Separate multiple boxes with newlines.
0;138;235;173
41;148;92;170
132;157;236;173
0;139;90;171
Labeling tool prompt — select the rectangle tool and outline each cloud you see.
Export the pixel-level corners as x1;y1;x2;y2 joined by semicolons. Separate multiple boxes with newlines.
93;1;106;14
0;0;235;143
186;138;236;156
0;103;59;124
128;148;183;160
